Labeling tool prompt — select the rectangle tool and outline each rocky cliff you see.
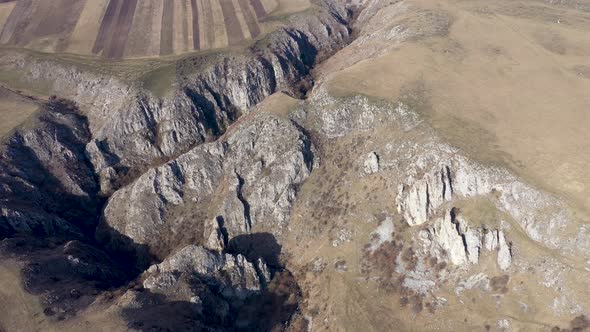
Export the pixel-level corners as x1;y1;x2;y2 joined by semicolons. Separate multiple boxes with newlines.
1;0;589;331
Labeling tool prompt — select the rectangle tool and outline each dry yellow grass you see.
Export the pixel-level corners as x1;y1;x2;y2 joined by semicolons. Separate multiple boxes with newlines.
256;92;300;117
326;0;590;214
0;88;39;138
0;260;49;331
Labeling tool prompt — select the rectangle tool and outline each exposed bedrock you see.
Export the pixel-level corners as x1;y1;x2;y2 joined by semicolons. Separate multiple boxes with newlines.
429;208;511;270
98;113;315;267
0;0;355;197
0;99;100;239
308;92;589;261
394;155;581;256
143;245;270;303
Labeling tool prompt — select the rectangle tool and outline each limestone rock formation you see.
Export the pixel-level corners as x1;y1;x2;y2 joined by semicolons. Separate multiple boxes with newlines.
428;209;510;269
363;151;380;174
432;210;467;266
393;152;577;257
0;99;99;238
143;245;269;302
497;231;512;271
484;230;499;251
458;217;482;265
397;165;454;226
98;113;315;265
1;0;590;330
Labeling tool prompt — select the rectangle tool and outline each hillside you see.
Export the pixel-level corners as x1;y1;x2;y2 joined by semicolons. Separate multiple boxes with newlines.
0;0;589;331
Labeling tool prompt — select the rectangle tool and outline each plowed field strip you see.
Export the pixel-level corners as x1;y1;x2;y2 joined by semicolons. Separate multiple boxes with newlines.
232;0;251;39
0;0;32;44
183;0;191;52
146;0;164;56
209;0;228;48
200;0;215;49
238;0;260;38
34;0;84;36
34;0;86;52
260;0;278;13
69;0;108;54
125;0;158;57
0;2;16;40
172;0;185;53
249;0;266;19
219;0;243;45
160;0;174;55
190;0;200;49
92;0;121;54
105;0;137;59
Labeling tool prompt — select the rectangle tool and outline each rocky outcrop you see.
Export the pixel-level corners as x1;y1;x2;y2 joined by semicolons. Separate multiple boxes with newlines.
432;210;468;266
363;151;380;174
460;220;482;265
143;245;270;302
394;153;576;256
0;0;354;196
0;99;99;238
397;165;454;226
429;209;509;269
98;113;315;265
496;231;512;271
395;159;497;227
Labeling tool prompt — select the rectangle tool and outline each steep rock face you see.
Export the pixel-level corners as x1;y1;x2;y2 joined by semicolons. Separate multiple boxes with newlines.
397;165;454;226
432;210;468;266
98;113;315;265
0;99;99;238
497;230;512;271
394;154;576;255
396;160;497;227
0;0;353;196
363;151;380;174
143;245;269;302
429;209;509;269
86;4;351;194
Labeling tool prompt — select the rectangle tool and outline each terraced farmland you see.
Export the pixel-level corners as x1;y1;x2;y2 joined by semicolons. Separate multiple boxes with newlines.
0;0;298;59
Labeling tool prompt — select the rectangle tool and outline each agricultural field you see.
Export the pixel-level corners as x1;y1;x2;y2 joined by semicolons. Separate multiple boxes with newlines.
0;0;306;59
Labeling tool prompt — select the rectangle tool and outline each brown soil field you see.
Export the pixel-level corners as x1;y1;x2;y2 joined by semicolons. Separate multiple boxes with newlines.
0;0;308;59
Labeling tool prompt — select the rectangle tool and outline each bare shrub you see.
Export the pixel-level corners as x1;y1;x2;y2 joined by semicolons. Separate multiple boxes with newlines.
490;275;510;293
